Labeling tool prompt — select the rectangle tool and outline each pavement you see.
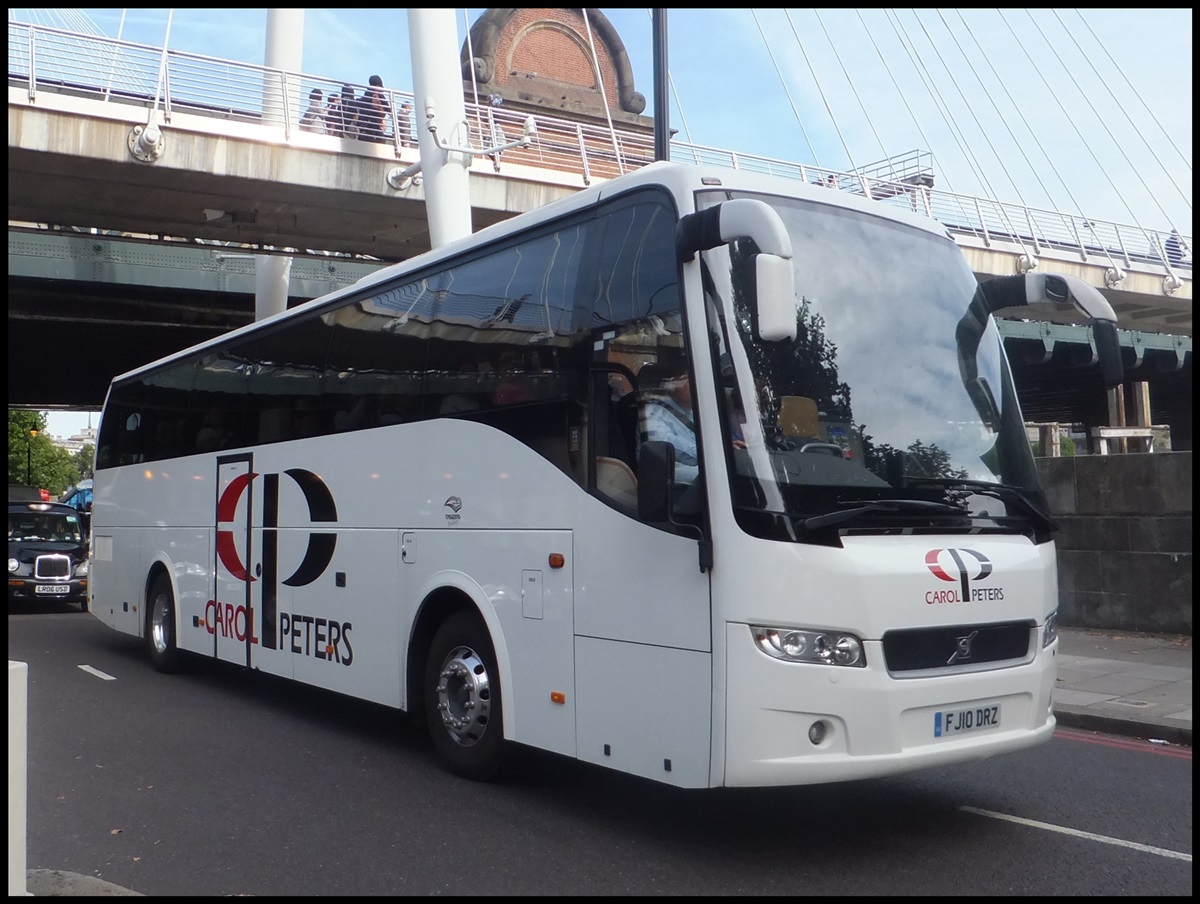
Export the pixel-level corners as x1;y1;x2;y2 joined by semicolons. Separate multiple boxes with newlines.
1051;625;1192;747
19;626;1191;897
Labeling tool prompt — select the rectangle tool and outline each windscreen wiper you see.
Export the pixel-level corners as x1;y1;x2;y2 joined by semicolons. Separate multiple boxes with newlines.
903;477;1058;531
802;498;965;531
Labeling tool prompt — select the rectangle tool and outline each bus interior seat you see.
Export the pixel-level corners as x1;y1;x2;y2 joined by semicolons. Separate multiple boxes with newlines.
778;395;820;439
596;456;638;509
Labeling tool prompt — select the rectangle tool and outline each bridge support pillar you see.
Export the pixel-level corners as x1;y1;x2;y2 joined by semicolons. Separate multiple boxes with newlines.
255;255;292;320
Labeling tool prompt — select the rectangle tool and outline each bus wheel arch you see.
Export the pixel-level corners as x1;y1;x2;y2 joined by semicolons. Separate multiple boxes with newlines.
417;594;508;782
144;566;183;673
406;587;470;723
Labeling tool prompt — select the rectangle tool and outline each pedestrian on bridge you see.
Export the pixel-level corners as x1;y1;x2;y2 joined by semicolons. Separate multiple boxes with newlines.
327;84;359;139
1165;229;1184;266
300;87;327;135
358;75;392;144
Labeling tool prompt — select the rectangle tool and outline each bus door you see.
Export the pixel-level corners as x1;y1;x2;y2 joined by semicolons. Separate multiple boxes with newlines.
213;455;257;667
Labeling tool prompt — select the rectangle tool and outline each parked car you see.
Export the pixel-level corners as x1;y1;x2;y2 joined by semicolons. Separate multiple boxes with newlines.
7;500;89;611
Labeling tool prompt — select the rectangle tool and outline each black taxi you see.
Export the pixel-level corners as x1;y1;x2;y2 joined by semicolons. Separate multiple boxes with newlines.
8;500;89;610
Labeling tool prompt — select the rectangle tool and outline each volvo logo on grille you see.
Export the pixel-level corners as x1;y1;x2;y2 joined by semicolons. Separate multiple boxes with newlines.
947;630;979;665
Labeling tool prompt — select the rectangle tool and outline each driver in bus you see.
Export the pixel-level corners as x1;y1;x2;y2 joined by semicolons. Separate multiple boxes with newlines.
636;361;701;484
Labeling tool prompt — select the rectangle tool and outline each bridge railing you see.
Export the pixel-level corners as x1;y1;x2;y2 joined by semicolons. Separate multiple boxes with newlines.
7;19;1192;279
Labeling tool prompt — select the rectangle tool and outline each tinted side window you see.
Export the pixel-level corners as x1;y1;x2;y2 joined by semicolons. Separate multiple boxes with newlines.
96;188;681;485
97;381;148;469
236;314;334;443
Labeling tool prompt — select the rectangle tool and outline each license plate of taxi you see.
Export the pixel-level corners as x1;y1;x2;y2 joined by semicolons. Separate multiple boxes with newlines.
934;704;1000;737
35;584;71;595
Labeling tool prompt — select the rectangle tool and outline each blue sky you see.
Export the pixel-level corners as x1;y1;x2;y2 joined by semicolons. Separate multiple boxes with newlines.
11;8;1192;437
16;8;1192;230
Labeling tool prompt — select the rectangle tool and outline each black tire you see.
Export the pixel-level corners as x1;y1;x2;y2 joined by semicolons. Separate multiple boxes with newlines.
145;573;182;673
423;611;506;781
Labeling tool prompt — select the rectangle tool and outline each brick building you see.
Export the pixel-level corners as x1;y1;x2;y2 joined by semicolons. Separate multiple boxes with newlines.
458;8;656;179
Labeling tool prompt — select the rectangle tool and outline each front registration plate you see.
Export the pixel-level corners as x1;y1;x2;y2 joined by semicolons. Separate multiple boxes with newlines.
934;704;1000;737
35;584;71;595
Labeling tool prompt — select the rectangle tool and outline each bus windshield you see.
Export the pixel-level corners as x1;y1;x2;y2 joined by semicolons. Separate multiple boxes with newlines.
700;190;1046;537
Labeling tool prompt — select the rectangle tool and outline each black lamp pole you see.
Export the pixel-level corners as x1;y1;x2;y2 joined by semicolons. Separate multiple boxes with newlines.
27;428;37;485
652;9;669;162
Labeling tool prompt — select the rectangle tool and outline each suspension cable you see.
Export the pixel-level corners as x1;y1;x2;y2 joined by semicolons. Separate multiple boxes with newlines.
812;8;888;166
918;11;1032;211
1074;9;1192;176
780;8;860;172
750;9;822;167
580;8;625;175
1009;10;1168;231
885;11;992;203
893;10;1035;259
146;8;173;123
954;10;1060;205
1055;8;1191;213
462;8;485;146
855;9;944;188
463;8;480;106
953;10;1125;274
935;10;1041;209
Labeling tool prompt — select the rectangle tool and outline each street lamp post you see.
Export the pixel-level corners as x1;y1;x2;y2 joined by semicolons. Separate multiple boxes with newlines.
27;427;38;485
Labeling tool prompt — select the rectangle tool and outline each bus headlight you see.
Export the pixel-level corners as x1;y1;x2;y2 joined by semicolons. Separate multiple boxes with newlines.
1042;611;1058;648
751;625;866;667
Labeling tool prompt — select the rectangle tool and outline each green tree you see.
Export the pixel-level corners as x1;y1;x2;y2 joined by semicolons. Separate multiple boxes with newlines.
1031;434;1077;457
741;296;853;421
72;443;96;479
8;409;46;487
860;436;969;482
8;410;85;494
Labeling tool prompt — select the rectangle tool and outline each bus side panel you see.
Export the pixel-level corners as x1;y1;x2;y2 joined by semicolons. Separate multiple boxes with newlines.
404;529;576;760
574;636;713;788
174;528;214;657
88;530;142;638
283;528;402;707
571;506;713;654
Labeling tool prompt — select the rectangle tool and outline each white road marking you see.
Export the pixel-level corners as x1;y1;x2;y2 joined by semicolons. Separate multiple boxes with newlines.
959;806;1192;862
78;665;116;681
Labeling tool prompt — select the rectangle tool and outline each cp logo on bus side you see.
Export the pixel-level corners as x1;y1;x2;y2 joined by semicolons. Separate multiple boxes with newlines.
216;469;338;586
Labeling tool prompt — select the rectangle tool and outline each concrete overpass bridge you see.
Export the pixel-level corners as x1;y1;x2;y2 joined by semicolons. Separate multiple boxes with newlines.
7;19;1192;446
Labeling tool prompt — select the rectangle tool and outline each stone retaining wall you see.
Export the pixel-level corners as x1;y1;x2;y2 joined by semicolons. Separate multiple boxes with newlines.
1037;451;1192;635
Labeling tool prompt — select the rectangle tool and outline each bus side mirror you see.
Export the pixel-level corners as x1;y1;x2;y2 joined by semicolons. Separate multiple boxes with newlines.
754;254;797;342
977;271;1126;390
637;440;674;523
677;198;797;342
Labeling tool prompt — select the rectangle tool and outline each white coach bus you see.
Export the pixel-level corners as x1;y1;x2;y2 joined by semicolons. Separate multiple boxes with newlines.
89;161;1123;788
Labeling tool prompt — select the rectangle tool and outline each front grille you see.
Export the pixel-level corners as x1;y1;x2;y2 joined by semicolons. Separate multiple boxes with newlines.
34;554;71;579
883;620;1034;674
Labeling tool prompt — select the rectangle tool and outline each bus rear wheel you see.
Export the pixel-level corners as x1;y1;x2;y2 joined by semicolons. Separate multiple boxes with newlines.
423;611;506;781
146;574;182;673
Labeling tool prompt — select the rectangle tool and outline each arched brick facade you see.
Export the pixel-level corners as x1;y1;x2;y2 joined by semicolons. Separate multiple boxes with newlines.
461;8;650;129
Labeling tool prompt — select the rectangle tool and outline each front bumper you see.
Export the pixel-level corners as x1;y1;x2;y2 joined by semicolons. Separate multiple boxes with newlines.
8;577;88;604
724;621;1056;786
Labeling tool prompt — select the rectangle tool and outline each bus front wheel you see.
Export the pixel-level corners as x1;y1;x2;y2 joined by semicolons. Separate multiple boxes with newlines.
423;611;506;781
146;574;182;673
